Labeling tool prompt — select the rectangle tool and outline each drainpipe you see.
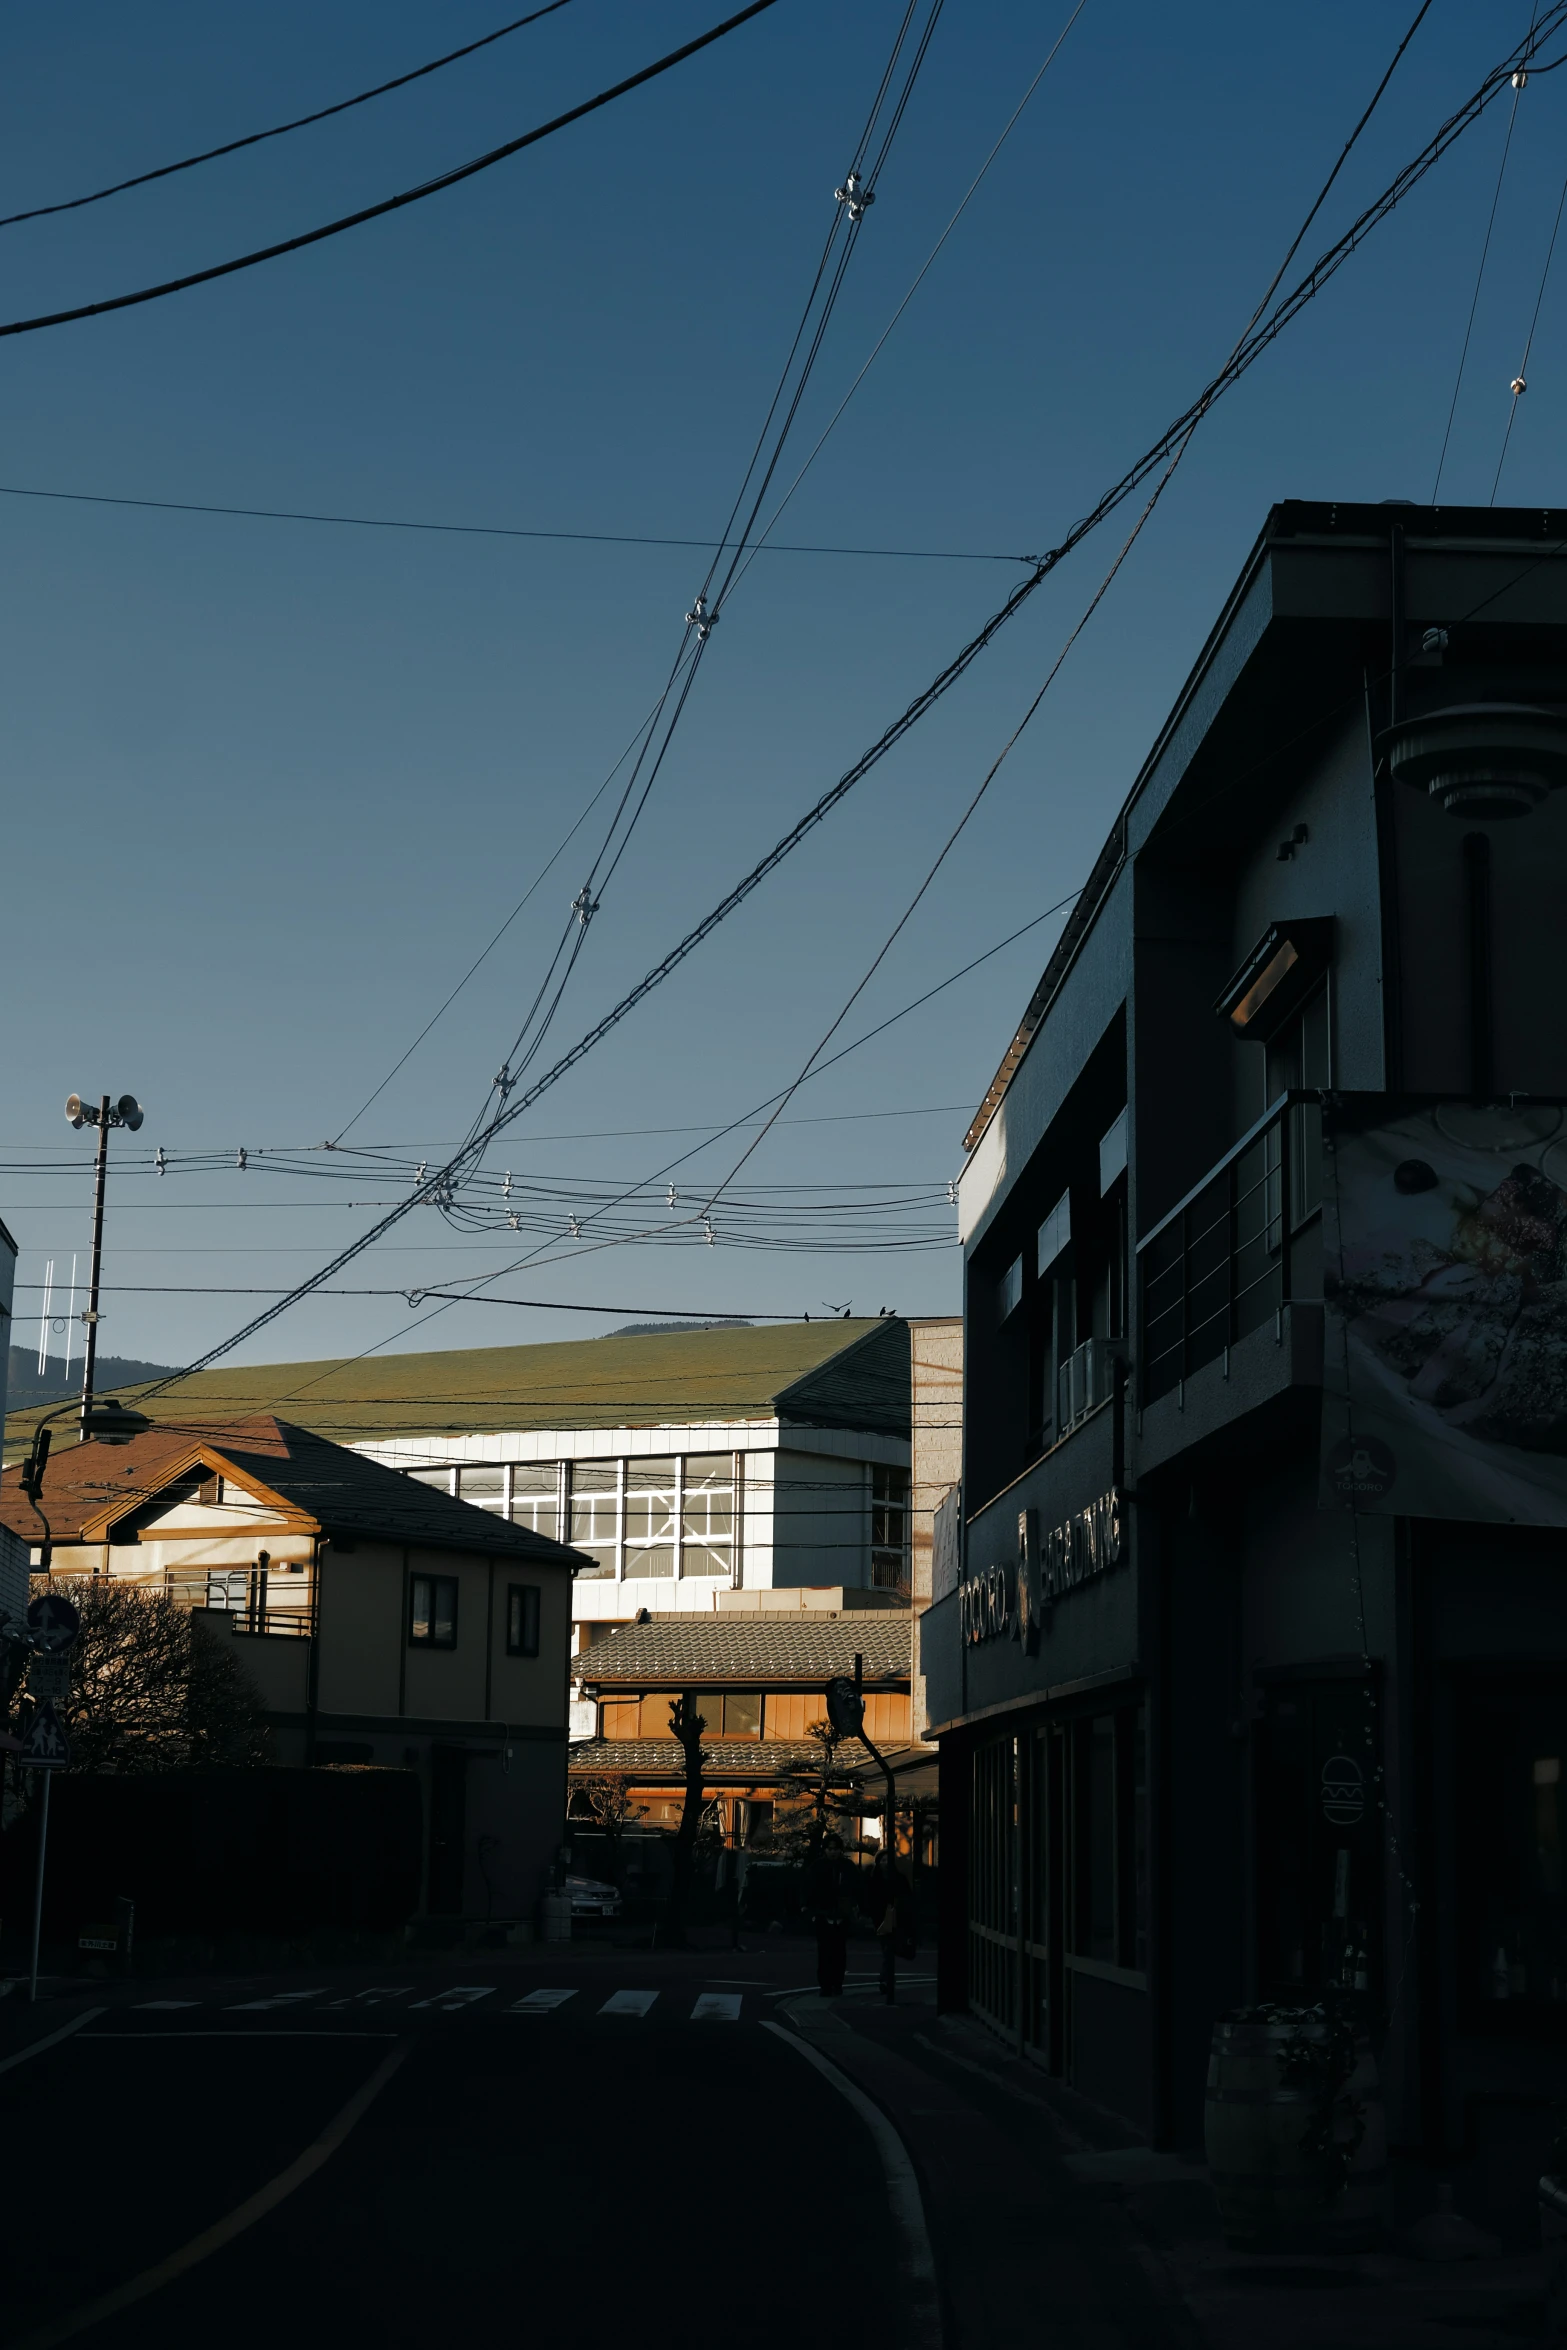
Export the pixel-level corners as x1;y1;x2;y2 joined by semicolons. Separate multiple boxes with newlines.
304;1534;323;1766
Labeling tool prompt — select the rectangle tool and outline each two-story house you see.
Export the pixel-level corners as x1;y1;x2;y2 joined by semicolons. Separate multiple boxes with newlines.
0;1414;583;1920
924;500;1567;2220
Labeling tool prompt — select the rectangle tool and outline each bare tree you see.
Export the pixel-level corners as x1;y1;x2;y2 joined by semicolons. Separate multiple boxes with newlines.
661;1692;708;1948
570;1770;647;1880
768;1718;859;1859
29;1578;271;1774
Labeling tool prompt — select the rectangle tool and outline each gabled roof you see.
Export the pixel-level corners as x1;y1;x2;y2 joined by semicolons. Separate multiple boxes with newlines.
3;1319;911;1450
0;1415;583;1566
567;1736;858;1778
572;1615;912;1689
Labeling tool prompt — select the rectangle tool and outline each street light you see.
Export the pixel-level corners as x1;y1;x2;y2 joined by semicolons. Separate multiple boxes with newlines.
64;1093;151;1444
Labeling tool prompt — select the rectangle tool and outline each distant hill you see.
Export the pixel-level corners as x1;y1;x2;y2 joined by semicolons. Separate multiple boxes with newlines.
609;1320;751;1337
6;1346;177;1413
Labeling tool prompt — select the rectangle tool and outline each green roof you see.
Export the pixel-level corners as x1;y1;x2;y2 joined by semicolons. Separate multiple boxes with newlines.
9;1318;910;1449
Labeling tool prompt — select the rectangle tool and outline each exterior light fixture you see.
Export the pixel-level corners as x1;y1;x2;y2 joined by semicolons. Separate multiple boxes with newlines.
1382;704;1567;819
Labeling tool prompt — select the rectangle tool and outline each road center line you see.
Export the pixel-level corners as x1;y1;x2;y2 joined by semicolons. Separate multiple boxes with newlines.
3;2040;409;2350
760;2022;941;2350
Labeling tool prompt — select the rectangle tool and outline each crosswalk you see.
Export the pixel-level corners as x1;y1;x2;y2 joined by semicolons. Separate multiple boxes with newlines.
123;1982;756;2024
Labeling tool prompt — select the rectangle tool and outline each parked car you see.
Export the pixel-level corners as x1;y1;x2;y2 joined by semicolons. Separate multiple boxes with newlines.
565;1875;621;1919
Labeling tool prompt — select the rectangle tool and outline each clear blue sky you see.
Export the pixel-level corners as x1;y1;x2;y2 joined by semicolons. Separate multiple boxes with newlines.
1;0;1556;1379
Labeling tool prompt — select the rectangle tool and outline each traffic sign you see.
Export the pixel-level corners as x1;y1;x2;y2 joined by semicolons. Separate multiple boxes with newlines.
26;1655;70;1704
26;1595;79;1655
20;1704;69;1769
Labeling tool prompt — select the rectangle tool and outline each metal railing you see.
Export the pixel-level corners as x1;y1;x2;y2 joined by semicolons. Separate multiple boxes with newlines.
226;1605;313;1639
1137;1092;1321;1406
1056;1336;1116;1436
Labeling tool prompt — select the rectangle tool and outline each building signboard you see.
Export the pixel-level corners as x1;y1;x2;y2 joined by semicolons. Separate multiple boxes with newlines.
959;1488;1124;1646
1321;1096;1567;1525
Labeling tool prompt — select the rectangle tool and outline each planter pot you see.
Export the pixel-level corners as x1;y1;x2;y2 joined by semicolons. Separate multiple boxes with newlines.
1204;2008;1387;2251
538;1891;572;1944
1541;2175;1567;2337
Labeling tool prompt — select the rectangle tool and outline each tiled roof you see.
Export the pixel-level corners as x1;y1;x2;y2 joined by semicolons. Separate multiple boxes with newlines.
568;1737;864;1777
5;1319;911;1450
571;1615;912;1688
0;1415;583;1566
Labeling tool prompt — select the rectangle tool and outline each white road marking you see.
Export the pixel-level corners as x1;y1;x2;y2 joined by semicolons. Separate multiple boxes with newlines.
6;2043;408;2350
0;2009;104;2075
598;1989;658;2016
82;2030;399;2041
324;1987;414;2008
409;1985;494;2010
509;1988;578;2011
690;1993;742;2022
134;2000;199;2011
761;2022;941;2350
226;1989;327;2012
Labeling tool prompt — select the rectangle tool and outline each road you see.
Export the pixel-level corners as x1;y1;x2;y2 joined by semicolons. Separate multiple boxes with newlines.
0;1949;924;2350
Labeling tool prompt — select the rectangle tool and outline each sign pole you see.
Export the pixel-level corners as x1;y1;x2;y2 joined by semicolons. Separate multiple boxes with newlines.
28;1769;51;2004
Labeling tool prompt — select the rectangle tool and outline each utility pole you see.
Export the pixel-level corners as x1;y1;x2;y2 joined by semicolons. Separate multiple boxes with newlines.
81;1096;110;1417
64;1091;148;1443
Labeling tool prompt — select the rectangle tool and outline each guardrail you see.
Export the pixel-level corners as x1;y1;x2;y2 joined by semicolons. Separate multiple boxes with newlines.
1137;1091;1321;1406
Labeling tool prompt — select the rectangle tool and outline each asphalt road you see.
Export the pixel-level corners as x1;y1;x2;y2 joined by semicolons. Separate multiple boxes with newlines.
0;1953;915;2350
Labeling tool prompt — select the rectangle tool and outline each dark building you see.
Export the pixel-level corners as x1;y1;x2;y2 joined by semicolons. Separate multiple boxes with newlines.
923;500;1567;2205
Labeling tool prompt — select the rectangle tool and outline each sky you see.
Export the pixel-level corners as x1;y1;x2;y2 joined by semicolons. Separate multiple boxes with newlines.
1;0;1561;1386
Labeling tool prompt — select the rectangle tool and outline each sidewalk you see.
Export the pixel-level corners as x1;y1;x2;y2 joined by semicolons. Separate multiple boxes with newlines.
787;1989;1549;2350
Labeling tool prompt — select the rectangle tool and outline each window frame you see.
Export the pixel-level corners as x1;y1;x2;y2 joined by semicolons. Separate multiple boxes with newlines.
407;1571;459;1650
505;1582;541;1659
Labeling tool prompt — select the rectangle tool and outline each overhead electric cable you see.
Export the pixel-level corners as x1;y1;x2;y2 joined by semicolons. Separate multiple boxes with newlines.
0;0;785;340
1492;149;1567;499
0;481;1021;562
1433;13;1537;500
125;0;1538;1409
0;1;581;231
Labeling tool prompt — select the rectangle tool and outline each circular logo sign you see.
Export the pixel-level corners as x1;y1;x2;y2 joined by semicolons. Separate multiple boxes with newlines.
1327;1434;1397;1503
26;1593;80;1654
1321;1753;1365;1826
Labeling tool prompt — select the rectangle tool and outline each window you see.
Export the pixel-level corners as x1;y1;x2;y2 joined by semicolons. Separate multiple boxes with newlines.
569;1462;619;1578
681;1454;734;1578
713;1693;761;1739
1038;1189;1072;1276
1265;983;1330;1229
1068;1705;1149;1976
506;1584;540;1658
457;1465;505;1512
408;1467;455;1496
408;1574;458;1648
1098;1110;1128;1195
510;1463;560;1540
999;1254;1023;1320
625;1459;678;1577
206;1569;248;1613
872;1464;909;1591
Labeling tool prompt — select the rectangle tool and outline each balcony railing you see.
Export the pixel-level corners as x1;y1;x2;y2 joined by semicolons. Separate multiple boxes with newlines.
1137;1092;1321;1406
1056;1336;1117;1435
227;1607;312;1639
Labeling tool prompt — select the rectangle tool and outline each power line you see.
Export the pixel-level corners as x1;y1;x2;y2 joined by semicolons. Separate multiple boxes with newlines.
0;1;581;231
0;481;1021;564
1492;149;1567;500
1432;18;1536;501
0;0;786;341
127;4;1553;1409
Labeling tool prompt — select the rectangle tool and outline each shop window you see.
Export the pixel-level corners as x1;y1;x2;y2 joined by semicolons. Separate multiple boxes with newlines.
510;1463;560;1540
1067;1706;1148;1976
1254;1675;1380;2001
408;1574;458;1649
569;1461;619;1579
872;1465;909;1590
506;1584;540;1658
1456;1678;1567;2034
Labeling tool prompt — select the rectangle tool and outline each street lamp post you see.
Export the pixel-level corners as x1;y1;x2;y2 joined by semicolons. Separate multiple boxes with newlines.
64;1092;148;1442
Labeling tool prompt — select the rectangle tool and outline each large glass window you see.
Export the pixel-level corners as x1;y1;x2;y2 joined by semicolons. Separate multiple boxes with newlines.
457;1465;505;1512
510;1463;560;1541
408;1467;454;1496
681;1454;734;1578
569;1462;619;1579
625;1459;677;1578
872;1464;909;1590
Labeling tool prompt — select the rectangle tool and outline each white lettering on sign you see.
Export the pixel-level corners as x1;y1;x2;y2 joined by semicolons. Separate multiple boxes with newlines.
959;1490;1123;1645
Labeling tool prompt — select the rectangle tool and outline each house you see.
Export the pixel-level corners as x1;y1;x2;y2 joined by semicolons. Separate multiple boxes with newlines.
0;1414;584;1920
566;1606;919;1849
922;498;1567;2210
55;1319;915;1648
